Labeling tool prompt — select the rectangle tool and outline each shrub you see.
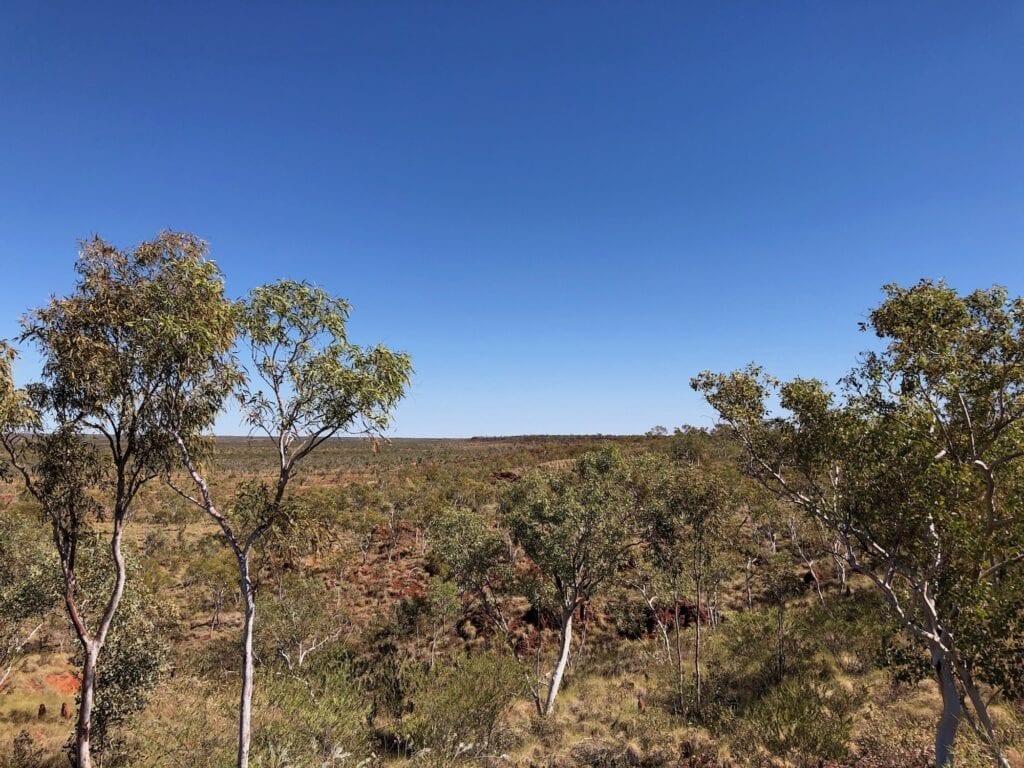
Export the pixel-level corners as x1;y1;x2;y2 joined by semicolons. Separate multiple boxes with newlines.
7;731;43;768
609;598;650;641
252;664;373;766
731;678;860;765
404;652;526;766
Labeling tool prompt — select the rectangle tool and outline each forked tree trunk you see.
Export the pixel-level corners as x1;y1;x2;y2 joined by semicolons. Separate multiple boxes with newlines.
544;606;574;715
72;523;128;768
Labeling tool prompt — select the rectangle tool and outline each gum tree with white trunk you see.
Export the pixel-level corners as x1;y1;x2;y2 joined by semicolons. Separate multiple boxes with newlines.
166;280;411;768
501;448;641;715
693;280;1024;768
648;466;731;718
0;234;235;768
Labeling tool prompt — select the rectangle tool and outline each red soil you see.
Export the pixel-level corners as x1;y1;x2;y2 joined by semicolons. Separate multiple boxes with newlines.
45;673;80;696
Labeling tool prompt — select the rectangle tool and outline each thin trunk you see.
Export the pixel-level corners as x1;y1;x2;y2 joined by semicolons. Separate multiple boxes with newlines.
75;643;98;768
807;562;825;605
694;576;702;717
776;598;785;682
744;558;754;611
237;557;256;768
544;607;574;715
532;638;545;717
932;643;961;768
831;540;848;594
655;615;671;656
572;604;589;670
636;589;670;655
672;586;684;714
74;522;127;768
957;662;1011;768
212;592;223;629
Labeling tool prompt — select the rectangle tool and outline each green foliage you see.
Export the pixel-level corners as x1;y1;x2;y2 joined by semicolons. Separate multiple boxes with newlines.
361;647;423;724
609;597;651;641
694;280;1024;762
426;578;461;637
703;607;801;708
502;448;641;608
4;730;60;768
402;652;526;766
19;233;239;478
429;508;511;632
252;665;372;767
239;280;412;444
732;678;860;765
185;543;237;628
257;574;347;671
0;505;59;687
647;464;732;583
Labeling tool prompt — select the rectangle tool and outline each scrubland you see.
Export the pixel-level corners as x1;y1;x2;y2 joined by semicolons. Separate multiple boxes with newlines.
3;433;1020;768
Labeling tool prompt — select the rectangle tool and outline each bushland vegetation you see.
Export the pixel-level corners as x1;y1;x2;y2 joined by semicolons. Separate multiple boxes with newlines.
1;237;1022;768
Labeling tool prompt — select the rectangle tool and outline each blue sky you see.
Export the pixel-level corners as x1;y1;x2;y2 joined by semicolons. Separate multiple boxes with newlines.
2;3;1023;436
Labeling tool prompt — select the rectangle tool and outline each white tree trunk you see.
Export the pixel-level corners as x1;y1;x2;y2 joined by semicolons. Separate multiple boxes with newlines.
956;661;1012;768
544;608;574;715
932;643;961;768
74;643;99;768
237;559;256;768
73;523;127;768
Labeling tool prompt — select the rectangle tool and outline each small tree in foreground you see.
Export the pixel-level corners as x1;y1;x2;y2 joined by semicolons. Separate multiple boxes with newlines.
502;448;641;715
0;234;235;768
646;466;731;717
430;507;514;639
693;280;1024;768
168;280;411;768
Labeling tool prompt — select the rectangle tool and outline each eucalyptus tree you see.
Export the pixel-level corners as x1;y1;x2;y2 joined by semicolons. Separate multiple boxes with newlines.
258;573;350;672
430;507;514;639
693;280;1024;768
0;233;235;768
644;465;731;716
501;448;642;715
167;280;411;768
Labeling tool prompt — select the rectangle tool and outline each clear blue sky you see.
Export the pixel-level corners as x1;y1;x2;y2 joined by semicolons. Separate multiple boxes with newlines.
2;3;1022;437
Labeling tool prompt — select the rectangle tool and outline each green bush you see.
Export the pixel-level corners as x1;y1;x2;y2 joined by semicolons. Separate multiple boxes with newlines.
252;664;373;767
731;678;860;765
609;597;650;641
404;652;526;766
